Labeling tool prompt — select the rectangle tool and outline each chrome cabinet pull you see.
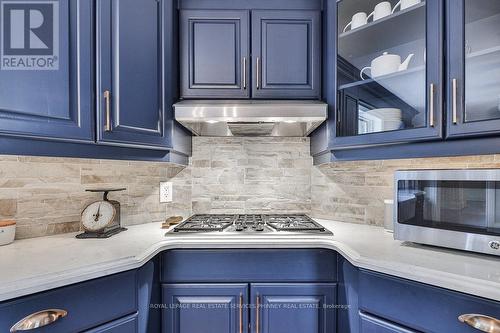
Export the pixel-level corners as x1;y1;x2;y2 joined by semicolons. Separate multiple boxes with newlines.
10;309;67;332
256;57;260;89
104;90;112;132
255;295;260;333
239;294;243;333
242;57;247;90
429;83;435;127
458;314;500;333
452;78;458;124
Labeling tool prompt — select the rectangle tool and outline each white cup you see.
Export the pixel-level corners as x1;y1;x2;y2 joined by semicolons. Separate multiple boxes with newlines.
343;11;374;32
371;1;392;21
392;0;422;13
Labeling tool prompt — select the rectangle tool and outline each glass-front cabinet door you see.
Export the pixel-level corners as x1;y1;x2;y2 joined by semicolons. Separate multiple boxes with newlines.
334;0;443;147
447;0;500;138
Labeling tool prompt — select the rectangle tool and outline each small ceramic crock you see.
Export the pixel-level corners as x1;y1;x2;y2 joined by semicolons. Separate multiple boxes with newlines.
0;220;16;246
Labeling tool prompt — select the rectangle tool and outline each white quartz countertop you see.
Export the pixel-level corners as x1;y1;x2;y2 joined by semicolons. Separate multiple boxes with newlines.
1;219;499;303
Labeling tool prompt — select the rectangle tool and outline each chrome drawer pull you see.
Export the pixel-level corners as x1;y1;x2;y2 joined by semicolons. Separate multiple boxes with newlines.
255;295;260;333
104;90;112;132
452;78;458;124
458;314;500;333
242;57;247;90
256;57;261;89
429;83;435;127
10;309;67;332
239;294;243;333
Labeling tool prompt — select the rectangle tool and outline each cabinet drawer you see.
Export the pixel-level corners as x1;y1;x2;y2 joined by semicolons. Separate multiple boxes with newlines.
85;313;138;333
161;249;337;282
0;271;137;333
359;312;418;333
359;270;500;333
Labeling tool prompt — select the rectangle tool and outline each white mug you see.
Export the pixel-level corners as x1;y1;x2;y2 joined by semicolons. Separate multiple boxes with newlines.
392;0;422;13
343;12;374;32
370;1;392;21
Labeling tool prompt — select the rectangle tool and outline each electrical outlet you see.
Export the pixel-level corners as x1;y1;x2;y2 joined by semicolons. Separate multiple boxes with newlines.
160;182;173;203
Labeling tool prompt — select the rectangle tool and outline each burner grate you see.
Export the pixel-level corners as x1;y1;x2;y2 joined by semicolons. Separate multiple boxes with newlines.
170;214;329;234
173;214;237;232
264;215;326;232
234;214;265;232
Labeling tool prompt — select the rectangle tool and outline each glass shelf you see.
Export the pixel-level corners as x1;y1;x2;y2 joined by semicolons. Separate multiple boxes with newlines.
464;2;500;123
336;0;428;139
338;66;425;90
338;2;425;60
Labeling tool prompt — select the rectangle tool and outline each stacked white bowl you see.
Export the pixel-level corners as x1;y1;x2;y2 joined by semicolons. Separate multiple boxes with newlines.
363;108;403;131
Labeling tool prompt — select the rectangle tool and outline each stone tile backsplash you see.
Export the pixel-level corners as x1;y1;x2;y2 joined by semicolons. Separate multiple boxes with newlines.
0;156;191;239
190;137;312;214
1;136;499;239
311;155;500;226
0;137;312;239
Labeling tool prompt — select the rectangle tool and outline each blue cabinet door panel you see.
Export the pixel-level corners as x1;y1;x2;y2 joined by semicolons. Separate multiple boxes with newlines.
180;10;250;98
0;271;137;333
446;0;500;138
359;269;500;333
97;0;169;148
137;261;155;333
359;312;418;333
161;249;338;283
252;10;321;99
250;283;336;333
0;0;93;141
162;284;249;333
84;313;138;333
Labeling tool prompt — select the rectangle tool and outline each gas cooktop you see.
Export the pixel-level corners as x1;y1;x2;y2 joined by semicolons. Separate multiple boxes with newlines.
166;214;332;235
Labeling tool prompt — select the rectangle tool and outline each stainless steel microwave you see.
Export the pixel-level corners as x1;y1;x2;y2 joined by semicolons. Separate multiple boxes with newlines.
394;170;500;256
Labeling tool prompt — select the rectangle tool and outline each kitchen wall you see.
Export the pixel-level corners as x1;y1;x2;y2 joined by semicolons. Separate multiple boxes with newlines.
0;136;312;239
0;156;191;239
2;136;500;239
311;155;500;226
190;137;312;214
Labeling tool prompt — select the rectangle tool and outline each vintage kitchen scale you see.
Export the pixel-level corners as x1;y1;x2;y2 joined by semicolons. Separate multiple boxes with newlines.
76;188;127;239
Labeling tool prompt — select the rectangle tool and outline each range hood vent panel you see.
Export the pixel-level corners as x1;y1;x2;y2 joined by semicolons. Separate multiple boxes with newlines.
174;100;328;137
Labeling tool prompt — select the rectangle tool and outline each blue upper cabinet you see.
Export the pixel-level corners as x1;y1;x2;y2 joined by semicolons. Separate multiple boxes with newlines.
0;0;93;142
180;10;250;99
97;0;170;149
250;283;336;333
332;0;444;148
179;7;321;100
162;284;249;333
251;10;321;99
446;0;500;138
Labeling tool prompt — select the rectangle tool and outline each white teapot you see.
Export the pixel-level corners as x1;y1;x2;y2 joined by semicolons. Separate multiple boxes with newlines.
360;52;414;80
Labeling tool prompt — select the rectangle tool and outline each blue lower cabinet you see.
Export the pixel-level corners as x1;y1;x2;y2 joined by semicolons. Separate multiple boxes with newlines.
359;270;500;333
85;313;138;333
0;271;137;333
162;284;249;333
359;312;417;333
250;283;337;333
137;261;155;333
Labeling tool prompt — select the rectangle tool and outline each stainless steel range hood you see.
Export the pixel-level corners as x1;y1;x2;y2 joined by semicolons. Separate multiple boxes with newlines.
174;100;327;137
